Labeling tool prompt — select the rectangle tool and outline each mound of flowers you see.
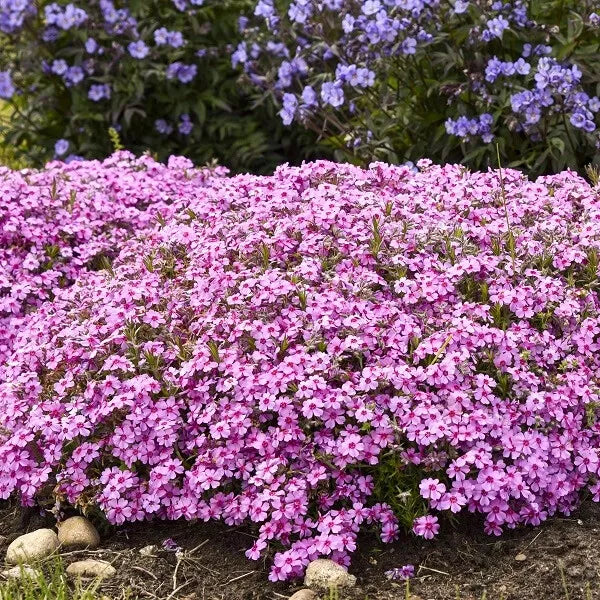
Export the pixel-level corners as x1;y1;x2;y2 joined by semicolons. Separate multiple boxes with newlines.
2;158;600;580
0;151;226;362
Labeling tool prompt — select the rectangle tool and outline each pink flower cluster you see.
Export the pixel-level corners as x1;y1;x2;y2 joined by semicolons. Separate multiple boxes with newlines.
0;151;226;363
2;156;600;581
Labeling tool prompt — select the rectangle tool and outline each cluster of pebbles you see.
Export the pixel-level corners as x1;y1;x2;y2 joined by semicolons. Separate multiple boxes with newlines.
2;516;115;582
2;517;358;598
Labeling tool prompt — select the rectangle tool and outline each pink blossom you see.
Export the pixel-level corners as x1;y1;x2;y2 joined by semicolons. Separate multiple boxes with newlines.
3;158;600;581
413;515;440;539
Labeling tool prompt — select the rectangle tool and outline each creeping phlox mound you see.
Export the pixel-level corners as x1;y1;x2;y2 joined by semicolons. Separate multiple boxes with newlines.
0;151;227;362
2;158;600;580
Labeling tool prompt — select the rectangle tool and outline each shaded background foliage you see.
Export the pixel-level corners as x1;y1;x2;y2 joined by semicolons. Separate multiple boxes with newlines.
2;0;600;176
0;0;328;173
237;0;600;176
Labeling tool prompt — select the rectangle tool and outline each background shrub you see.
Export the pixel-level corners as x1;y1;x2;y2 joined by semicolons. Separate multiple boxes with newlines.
4;156;600;580
238;0;600;175
0;0;326;173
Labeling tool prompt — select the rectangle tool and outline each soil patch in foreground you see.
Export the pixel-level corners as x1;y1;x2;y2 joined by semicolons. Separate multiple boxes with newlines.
1;502;599;600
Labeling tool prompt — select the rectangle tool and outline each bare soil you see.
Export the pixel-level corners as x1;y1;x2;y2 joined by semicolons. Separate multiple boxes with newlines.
1;501;600;600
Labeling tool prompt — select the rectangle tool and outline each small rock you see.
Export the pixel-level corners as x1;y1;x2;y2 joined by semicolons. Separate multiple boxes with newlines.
566;565;582;578
66;560;116;580
514;553;527;562
304;559;357;590
57;517;100;549
139;544;159;556
5;529;59;564
289;590;317;600
2;566;40;580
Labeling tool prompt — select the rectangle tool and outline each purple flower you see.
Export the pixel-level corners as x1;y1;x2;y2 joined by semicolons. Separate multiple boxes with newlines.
154;27;169;45
56;4;87;30
54;138;69;156
454;0;469;14
166;62;197;83
486;16;509;39
514;57;531;76
279;93;297;125
64;66;84;86
301;85;317;107
166;31;184;48
88;83;111;101
401;37;417;55
321;81;344;108
0;70;15;98
342;14;354;33
51;59;68;76
570;111;588;130
413;515;440;540
155;119;173;135
128;40;149;59
362;0;381;16
254;0;274;18
85;37;98;53
162;538;181;552
231;42;248;68
154;27;185;48
385;565;415;581
178;114;193;135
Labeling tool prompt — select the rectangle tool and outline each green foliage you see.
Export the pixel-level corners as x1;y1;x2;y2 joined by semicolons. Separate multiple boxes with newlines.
0;2;327;173
108;127;124;153
0;101;28;169
371;450;429;531
360;0;600;175
242;0;600;176
0;560;107;600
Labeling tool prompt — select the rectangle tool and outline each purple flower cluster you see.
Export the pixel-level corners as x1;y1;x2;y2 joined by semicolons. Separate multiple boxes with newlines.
178;113;193;135
0;0;35;33
485;57;531;83
155;119;174;135
88;83;111;102
4;158;600;581
234;0;448;125
154;27;185;48
506;57;599;134
0;151;226;364
45;3;88;31
166;62;198;84
385;564;415;581
237;0;536;129
425;38;599;149
445;114;494;143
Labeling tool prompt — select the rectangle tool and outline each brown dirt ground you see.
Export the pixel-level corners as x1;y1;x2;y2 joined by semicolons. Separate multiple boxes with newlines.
1;501;600;600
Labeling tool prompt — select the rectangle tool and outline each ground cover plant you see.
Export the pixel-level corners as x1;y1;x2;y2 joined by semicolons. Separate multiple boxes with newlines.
3;156;600;582
0;151;226;363
238;0;600;175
